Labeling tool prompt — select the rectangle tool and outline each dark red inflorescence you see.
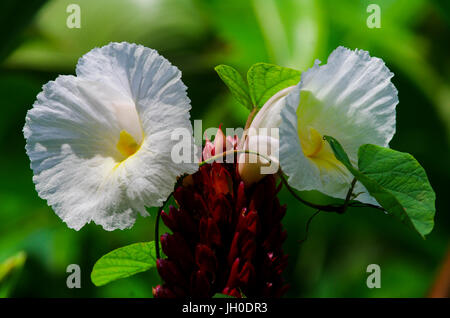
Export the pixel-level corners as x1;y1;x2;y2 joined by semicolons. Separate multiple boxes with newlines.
153;134;288;298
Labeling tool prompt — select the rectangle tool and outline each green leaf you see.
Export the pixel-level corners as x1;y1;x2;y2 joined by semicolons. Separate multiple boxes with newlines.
215;64;253;110
324;136;436;238
213;293;236;298
91;241;157;287
247;63;301;108
0;251;26;298
323;135;353;167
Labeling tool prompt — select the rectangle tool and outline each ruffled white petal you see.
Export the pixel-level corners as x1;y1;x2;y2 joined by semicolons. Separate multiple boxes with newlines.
279;46;398;202
24;42;197;231
279;88;323;190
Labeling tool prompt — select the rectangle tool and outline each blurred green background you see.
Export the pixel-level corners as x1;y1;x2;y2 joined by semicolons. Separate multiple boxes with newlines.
0;0;449;297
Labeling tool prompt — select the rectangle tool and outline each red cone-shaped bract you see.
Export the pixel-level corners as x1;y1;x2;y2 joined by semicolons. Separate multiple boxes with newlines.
153;138;288;298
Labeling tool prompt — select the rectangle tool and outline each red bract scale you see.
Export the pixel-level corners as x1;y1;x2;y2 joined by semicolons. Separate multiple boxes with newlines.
153;133;289;298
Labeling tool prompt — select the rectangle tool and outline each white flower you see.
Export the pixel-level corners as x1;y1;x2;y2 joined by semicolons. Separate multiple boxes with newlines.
251;46;398;204
24;42;198;231
237;87;295;186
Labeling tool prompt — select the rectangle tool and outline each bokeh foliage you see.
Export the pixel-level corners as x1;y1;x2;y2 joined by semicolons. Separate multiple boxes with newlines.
0;0;449;297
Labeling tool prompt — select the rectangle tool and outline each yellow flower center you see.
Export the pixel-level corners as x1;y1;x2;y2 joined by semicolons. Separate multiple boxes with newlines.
301;127;324;158
297;91;345;172
117;130;141;158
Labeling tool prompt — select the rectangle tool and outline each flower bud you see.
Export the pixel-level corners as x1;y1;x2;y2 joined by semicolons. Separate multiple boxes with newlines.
237;87;295;186
238;132;280;186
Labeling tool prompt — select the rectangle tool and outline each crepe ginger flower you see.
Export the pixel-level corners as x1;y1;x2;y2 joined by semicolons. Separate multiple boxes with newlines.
24;42;198;231
246;47;398;204
154;130;288;298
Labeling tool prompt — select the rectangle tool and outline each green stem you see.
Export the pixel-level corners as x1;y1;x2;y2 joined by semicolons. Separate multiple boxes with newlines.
279;173;346;213
341;178;357;212
279;173;384;214
244;107;258;131
298;209;321;245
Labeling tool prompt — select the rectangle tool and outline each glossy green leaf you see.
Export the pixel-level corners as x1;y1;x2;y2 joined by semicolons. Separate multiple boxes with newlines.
91;242;157;287
247;62;301;108
324;136;436;238
215;64;253;110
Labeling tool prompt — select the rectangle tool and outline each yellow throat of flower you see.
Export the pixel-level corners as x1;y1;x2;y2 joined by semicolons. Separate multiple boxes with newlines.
117;130;141;158
299;126;344;172
301;127;323;157
297;91;344;172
